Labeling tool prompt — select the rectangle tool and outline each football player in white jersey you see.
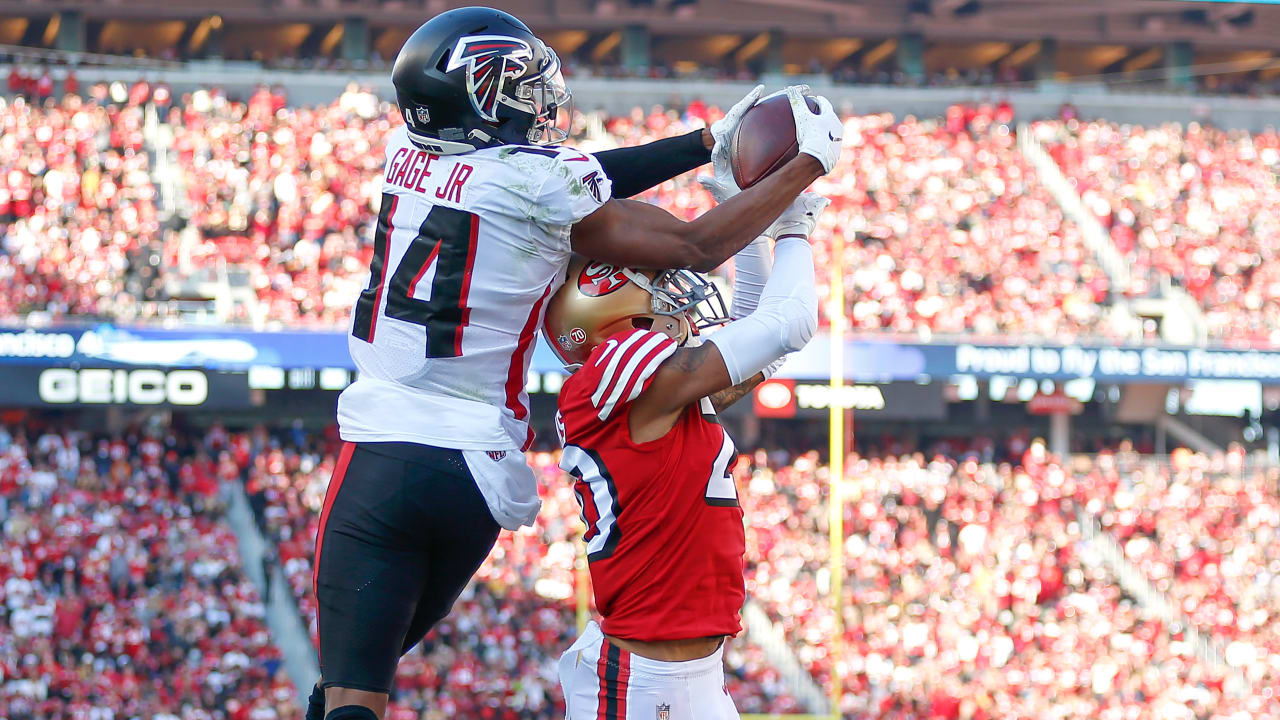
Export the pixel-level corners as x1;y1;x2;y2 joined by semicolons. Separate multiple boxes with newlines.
310;8;845;720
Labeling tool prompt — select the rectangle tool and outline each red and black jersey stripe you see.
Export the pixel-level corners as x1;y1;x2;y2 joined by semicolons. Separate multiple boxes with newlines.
595;638;631;720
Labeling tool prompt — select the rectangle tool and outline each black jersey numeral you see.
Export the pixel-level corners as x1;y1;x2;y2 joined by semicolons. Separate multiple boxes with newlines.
351;193;397;342
351;196;479;359
562;445;623;562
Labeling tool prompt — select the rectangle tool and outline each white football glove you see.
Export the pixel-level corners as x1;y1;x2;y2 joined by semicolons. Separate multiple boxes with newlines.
697;175;738;204
761;84;809;103
709;85;764;189
762;355;787;380
788;87;843;174
767;192;831;240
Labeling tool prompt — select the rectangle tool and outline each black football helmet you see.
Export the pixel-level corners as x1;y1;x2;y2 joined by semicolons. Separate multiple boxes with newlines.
392;7;571;154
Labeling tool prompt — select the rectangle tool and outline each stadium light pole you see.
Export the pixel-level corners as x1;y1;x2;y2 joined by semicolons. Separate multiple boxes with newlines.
826;230;845;719
576;525;589;632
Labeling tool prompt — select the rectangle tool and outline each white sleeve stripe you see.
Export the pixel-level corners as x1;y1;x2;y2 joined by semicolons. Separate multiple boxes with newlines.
621;344;677;406
589;330;648;408
596;334;675;421
596;332;666;412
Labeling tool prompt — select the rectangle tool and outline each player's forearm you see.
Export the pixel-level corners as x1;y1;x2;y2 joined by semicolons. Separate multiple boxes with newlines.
680;155;823;272
593;129;711;199
730;236;771;320
709;372;765;413
706;237;818;384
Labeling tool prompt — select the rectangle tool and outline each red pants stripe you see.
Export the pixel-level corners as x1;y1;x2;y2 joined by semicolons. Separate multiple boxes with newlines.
596;638;631;720
311;441;355;659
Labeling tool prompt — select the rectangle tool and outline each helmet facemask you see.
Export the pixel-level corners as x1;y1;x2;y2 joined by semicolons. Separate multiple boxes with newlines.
513;47;572;145
543;258;730;369
620;268;731;341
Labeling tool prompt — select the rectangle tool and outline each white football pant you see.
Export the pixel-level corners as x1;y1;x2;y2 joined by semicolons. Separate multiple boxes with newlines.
558;621;741;720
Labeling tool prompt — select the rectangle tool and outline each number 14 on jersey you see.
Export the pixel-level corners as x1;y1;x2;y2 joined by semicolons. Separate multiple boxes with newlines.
352;191;480;358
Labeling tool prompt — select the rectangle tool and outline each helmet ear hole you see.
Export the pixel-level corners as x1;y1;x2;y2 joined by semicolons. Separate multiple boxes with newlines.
631;317;654;330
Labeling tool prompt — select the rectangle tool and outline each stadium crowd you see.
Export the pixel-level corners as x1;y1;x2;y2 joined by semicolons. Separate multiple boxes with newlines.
11;78;1280;344
737;443;1278;720
0;80;1130;341
0;93;164;320
1038;118;1280;344
1081;445;1280;699
6;77;1280;720
0;420;298;720
5;75;1280;344
167;86;385;327
239;416;1280;720
249;435;803;718
2;413;1277;720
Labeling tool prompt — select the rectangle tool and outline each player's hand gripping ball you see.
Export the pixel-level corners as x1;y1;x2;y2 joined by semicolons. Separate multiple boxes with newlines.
729;89;822;188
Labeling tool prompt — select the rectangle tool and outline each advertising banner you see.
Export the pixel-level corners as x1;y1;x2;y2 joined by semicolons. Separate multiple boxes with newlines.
0;365;253;409
8;324;1280;385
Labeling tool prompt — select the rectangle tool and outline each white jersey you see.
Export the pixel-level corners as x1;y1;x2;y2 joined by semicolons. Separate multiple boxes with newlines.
338;126;612;452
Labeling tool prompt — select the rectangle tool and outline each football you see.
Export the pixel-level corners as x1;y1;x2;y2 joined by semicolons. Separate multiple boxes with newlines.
730;93;821;188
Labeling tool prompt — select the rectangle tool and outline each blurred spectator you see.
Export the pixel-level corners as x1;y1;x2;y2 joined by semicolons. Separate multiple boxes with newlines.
0;93;162;320
0;422;298;720
251;438;800;717
0;83;1129;340
1038;119;1280;344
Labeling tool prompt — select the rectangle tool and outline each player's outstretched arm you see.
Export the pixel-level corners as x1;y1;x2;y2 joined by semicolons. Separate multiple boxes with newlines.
591;85;762;198
572;87;840;272
592;129;711;199
628;205;823;442
570;153;822;272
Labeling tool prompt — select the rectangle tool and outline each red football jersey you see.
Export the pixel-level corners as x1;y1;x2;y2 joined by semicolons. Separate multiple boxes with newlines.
556;328;746;641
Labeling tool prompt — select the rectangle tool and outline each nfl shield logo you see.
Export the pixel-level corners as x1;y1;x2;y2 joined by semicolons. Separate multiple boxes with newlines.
486;450;507;462
656;704;671;720
415;107;431;124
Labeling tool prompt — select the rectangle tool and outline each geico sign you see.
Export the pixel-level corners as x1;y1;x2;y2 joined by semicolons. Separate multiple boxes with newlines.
38;368;209;405
794;384;886;410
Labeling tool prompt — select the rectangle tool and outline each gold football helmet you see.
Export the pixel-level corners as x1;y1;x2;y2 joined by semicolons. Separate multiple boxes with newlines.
543;256;730;367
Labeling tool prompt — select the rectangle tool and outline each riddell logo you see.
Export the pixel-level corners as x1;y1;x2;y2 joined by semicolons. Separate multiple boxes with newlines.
577;262;628;297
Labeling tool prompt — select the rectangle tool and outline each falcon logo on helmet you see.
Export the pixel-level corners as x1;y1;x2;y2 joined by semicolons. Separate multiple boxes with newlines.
445;35;534;123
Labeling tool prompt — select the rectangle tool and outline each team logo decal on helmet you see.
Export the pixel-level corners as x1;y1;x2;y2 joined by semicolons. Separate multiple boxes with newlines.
445;35;534;122
577;262;629;297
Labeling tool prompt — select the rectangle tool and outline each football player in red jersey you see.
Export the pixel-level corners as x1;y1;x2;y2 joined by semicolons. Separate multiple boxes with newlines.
543;184;828;719
311;6;845;720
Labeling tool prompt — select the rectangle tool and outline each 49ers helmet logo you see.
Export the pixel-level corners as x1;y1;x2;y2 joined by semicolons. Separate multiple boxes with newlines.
577;262;629;297
445;35;534;123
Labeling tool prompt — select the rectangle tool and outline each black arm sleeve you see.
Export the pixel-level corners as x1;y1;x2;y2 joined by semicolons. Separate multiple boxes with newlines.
592;129;712;199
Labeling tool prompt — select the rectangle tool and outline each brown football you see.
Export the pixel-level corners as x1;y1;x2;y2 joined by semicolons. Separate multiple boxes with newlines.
730;93;820;189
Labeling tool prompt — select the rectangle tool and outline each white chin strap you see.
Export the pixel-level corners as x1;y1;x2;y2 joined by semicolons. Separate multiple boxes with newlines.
618;269;673;314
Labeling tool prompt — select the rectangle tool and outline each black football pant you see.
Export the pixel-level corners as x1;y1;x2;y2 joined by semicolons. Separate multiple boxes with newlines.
314;441;500;693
